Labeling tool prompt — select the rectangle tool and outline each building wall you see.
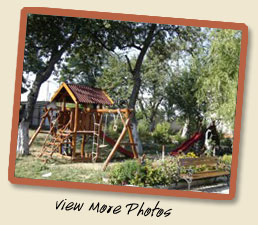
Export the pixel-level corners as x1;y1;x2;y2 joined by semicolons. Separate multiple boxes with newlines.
20;101;50;129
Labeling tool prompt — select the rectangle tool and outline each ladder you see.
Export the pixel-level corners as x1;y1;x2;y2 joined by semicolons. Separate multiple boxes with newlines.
40;130;71;158
39;114;73;159
91;113;103;162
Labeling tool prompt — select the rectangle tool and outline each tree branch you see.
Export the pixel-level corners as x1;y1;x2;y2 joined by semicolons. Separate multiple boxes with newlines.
125;55;133;74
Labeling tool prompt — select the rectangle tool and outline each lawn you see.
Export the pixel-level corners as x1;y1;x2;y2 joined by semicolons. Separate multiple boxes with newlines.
14;130;113;184
15;130;231;188
14;129;176;184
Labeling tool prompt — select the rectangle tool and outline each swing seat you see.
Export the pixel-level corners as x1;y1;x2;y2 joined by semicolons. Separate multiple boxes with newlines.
99;144;108;148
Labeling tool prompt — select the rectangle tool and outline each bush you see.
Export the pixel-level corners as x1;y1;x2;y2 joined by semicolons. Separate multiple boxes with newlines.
220;154;232;166
152;122;172;144
109;160;141;185
181;152;198;158
108;158;179;187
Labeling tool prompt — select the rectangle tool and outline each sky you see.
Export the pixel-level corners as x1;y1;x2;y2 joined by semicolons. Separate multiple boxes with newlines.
21;76;59;102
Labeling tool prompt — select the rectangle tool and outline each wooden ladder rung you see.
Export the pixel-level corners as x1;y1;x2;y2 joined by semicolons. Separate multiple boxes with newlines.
43;147;57;153
39;130;50;134
48;142;60;146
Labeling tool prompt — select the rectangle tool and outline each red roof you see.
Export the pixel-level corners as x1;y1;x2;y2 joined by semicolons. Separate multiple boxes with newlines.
51;83;113;105
67;84;113;105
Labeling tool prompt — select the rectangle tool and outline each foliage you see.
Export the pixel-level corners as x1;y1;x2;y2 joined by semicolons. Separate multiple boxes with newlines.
165;29;241;135
137;119;152;142
220;154;232;166
106;119;124;139
166;69;206;134
96;55;133;107
171;132;187;145
108;158;178;187
137;52;171;130
195;29;241;128
184;152;198;158
108;160;141;185
152;122;172;144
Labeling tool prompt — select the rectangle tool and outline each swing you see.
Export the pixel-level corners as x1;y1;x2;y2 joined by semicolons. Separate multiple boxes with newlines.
113;113;118;131
99;113;108;148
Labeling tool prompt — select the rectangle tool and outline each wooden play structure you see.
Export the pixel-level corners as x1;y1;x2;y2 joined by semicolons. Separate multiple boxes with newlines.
29;83;138;170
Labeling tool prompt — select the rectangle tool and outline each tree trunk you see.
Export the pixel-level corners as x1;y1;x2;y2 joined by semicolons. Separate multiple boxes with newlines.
127;24;157;155
131;117;143;155
181;119;189;138
16;121;30;155
150;119;156;132
17;32;77;155
17;78;43;155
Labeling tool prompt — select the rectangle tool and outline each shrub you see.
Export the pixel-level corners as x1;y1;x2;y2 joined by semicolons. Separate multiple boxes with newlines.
221;154;232;165
177;151;198;158
109;160;141;185
152;122;172;144
108;158;179;187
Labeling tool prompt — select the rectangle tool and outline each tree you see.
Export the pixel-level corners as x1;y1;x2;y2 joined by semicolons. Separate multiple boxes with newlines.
166;68;207;136
17;15;83;155
195;29;241;129
60;20;205;154
138;51;171;131
165;28;241;137
95;55;133;107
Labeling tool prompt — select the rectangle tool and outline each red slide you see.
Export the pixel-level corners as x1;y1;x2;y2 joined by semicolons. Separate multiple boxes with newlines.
170;132;204;156
99;131;134;158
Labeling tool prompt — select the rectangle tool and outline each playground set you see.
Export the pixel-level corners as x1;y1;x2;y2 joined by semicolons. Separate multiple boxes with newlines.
29;83;220;170
29;82;138;170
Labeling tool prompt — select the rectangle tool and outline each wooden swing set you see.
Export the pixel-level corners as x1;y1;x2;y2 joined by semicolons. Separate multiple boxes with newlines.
29;83;138;170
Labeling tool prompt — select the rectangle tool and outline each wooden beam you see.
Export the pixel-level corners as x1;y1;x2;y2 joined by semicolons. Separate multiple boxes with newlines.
125;109;138;159
84;108;133;114
50;82;65;103
80;134;86;159
62;96;66;111
63;83;78;104
29;109;50;147
103;118;130;170
102;90;114;105
72;103;79;159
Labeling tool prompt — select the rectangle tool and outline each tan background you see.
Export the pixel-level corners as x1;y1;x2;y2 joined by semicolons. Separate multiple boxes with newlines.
0;0;256;224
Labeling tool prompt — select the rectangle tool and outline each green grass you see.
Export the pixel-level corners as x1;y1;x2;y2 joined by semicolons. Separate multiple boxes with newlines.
15;129;178;184
15;155;109;184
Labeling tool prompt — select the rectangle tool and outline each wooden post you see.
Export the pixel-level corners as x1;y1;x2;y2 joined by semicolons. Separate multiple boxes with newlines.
62;96;66;111
162;145;165;162
80;134;86;159
103;118;130;170
58;97;66;154
94;112;103;162
72;103;79;159
29;108;50;147
125;109;138;159
29;116;47;147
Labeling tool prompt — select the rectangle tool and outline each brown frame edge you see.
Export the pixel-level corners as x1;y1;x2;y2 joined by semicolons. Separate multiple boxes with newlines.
8;7;248;201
